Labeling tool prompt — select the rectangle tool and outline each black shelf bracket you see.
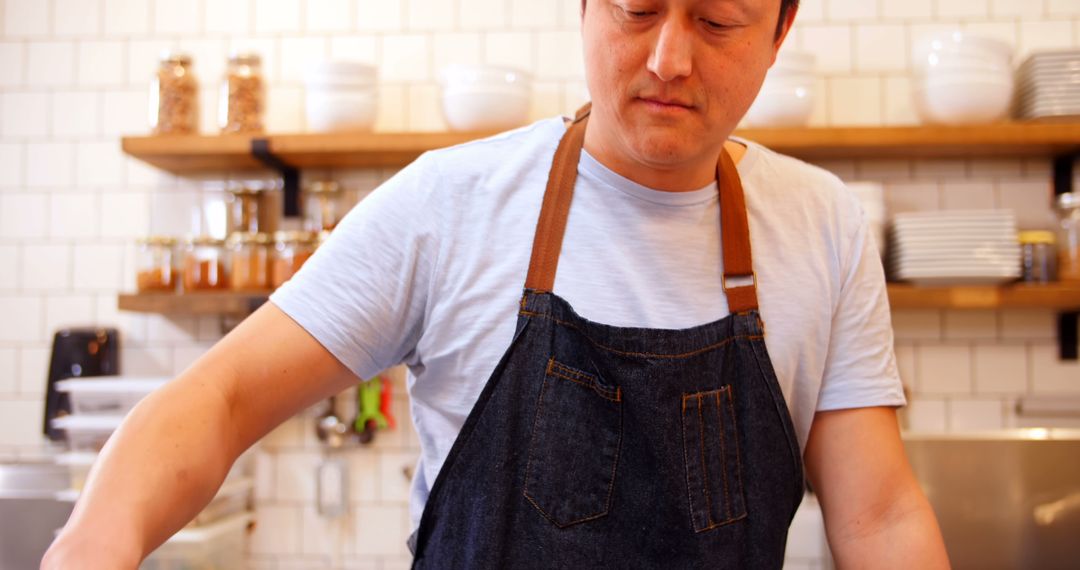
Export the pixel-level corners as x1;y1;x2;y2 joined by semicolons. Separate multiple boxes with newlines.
251;138;300;218
1053;152;1079;361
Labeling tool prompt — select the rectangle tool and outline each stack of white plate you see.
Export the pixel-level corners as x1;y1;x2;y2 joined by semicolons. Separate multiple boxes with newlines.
1015;49;1080;121
743;49;816;128
911;31;1014;125
888;210;1020;286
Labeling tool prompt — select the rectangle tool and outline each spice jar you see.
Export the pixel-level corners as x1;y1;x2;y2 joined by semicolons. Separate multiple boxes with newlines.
228;185;264;234
1058;192;1080;282
270;231;317;288
136;236;179;292
227;232;271;291
219;52;265;134
150;52;199;135
1018;231;1056;284
182;237;229;291
303;180;343;232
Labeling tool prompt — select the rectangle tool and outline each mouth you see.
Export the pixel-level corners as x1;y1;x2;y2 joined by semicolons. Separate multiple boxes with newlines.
635;96;695;112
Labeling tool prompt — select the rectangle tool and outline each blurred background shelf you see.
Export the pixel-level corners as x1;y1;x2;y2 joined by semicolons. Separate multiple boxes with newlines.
118;292;269;316
886;283;1080;310
117;284;1080;318
121;121;1080;174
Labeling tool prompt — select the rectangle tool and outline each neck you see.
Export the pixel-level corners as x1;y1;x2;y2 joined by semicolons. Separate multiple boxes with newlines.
581;127;746;192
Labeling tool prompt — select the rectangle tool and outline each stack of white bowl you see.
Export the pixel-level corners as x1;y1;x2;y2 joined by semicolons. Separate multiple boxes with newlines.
911;31;1015;125
742;50;816;128
887;210;1021;286
304;61;378;133
1015;49;1080;120
439;64;532;132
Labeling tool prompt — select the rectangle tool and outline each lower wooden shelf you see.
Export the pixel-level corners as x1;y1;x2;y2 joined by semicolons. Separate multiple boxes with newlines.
885;283;1080;311
118;292;270;316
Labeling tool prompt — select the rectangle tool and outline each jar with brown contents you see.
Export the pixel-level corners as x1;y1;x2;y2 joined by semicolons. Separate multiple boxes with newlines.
227;232;271;291
219;52;265;134
1058;192;1080;282
182;237;229;291
136;236;179;292
270;231;317;288
150;52;199;135
303;180;344;232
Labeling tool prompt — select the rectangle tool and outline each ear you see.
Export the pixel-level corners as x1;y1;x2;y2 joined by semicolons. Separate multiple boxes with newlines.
773;4;798;52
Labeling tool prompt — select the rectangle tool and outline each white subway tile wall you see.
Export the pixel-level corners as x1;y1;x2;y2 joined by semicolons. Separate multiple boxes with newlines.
1;0;1079;567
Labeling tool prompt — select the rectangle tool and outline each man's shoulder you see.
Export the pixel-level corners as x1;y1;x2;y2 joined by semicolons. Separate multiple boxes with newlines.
421;116;567;176
737;138;846;191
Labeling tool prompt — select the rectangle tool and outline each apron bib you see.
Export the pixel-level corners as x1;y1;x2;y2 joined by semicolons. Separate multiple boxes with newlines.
410;105;804;569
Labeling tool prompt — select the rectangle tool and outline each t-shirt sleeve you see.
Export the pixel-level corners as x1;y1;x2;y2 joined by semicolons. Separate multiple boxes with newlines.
816;191;907;411
269;153;445;381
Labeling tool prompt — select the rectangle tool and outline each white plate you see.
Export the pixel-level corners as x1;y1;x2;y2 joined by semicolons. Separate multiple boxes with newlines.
891;243;1020;255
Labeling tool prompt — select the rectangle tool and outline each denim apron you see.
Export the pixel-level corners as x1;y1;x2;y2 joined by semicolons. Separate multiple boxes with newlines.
409;105;805;569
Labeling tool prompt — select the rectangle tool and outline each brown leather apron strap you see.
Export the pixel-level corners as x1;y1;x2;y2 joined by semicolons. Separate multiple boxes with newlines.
717;148;759;313
524;103;759;313
523;104;590;292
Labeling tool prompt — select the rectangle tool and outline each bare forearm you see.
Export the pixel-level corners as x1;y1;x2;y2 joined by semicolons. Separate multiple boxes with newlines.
826;485;950;569
43;375;239;568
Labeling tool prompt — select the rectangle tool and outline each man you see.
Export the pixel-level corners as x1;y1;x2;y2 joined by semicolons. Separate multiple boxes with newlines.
44;0;950;568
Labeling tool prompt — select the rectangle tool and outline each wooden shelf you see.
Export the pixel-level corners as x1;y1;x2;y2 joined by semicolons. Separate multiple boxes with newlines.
118;292;269;316
886;283;1080;311
120;121;1080;174
116;284;1080;318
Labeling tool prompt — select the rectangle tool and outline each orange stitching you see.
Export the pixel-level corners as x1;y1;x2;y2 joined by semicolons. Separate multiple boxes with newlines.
715;390;732;521
517;310;762;359
725;385;746;517
523;377;553;523
681;393;698;531
696;393;714;529
546;358;621;401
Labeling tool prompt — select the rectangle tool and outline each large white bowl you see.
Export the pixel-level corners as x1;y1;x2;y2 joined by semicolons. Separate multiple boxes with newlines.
913;79;1013;125
441;89;530;131
305;61;377;87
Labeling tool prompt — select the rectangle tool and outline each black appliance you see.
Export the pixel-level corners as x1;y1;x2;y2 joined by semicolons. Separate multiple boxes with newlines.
42;327;120;441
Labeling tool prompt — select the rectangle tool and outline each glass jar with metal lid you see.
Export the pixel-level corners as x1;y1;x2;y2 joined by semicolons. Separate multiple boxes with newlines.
227;232;271;291
182;236;229;291
219;52;265;134
303;180;344;232
1017;230;1056;284
227;181;280;235
1058;192;1080;282
270;231;317;288
136;236;179;292
150;51;199;135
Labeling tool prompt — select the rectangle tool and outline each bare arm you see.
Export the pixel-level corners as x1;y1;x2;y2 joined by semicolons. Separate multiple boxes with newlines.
41;302;359;569
804;407;951;569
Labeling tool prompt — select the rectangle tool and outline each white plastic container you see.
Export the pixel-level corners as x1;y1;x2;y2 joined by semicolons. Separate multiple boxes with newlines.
142;512;252;570
55;377;169;415
304;61;378;133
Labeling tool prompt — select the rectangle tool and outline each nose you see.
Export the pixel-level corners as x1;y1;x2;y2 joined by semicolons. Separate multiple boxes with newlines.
647;17;693;82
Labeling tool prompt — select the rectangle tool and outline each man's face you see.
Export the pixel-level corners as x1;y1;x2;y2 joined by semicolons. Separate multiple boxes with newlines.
582;0;792;176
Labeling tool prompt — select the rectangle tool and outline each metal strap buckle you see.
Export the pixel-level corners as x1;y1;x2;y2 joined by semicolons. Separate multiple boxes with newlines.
722;272;757;291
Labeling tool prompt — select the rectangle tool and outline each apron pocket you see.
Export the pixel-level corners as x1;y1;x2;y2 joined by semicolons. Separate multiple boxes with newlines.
524;357;623;528
681;386;747;532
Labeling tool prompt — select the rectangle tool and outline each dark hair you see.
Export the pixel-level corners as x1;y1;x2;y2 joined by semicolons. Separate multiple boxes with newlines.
581;1;800;39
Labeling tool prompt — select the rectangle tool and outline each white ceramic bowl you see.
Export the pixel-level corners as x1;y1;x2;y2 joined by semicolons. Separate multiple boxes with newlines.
441;89;530;131
440;64;531;91
305;87;377;133
913;31;1013;71
305;61;377;87
743;83;815;127
913;78;1014;125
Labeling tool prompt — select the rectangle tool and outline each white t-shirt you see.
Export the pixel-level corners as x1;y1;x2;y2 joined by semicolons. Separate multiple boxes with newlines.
270;116;905;532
